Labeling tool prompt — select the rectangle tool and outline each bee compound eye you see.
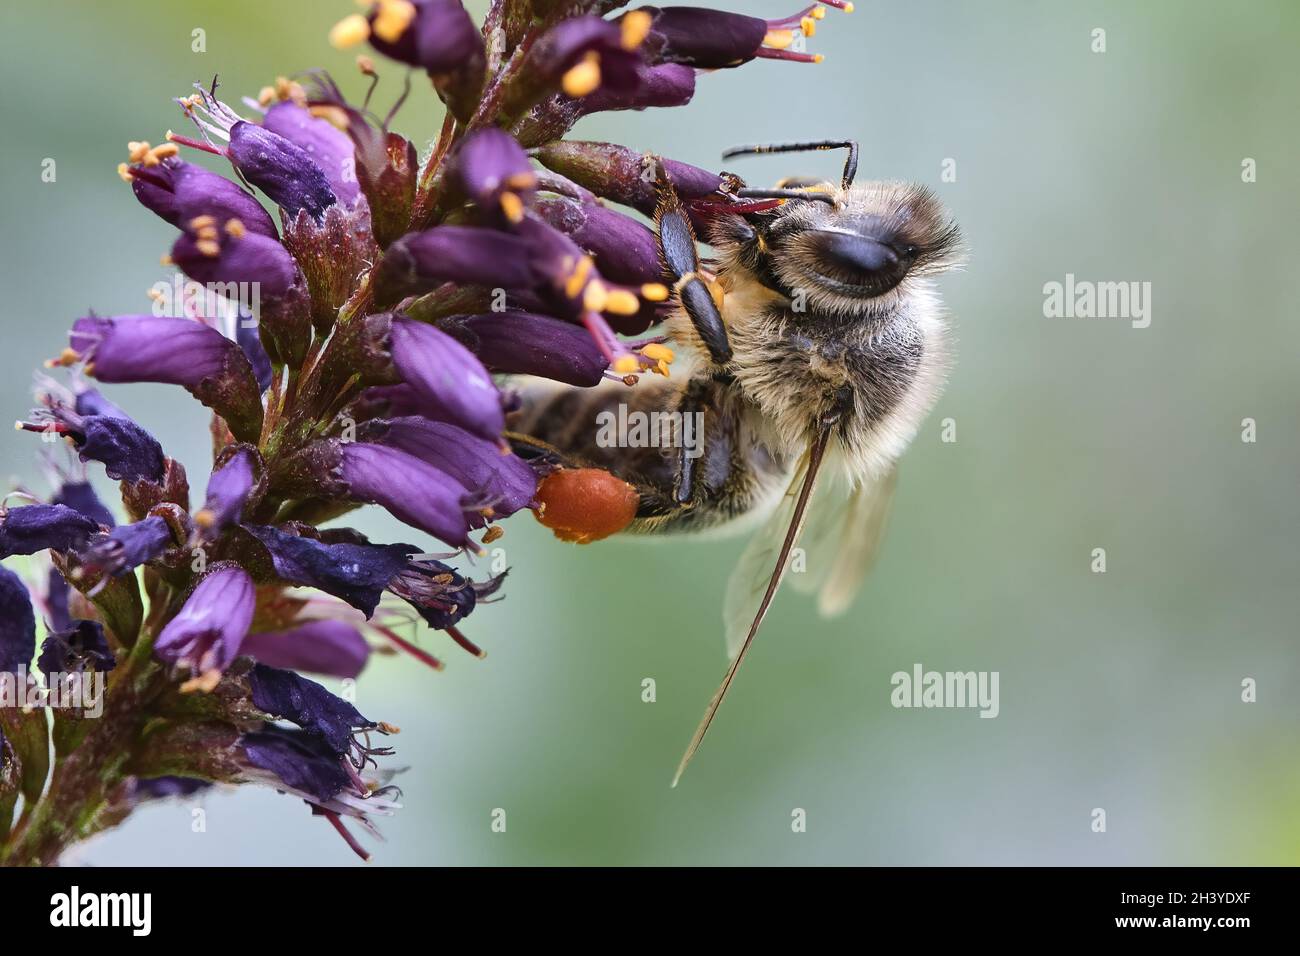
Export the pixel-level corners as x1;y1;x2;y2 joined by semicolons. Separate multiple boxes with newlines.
806;230;913;296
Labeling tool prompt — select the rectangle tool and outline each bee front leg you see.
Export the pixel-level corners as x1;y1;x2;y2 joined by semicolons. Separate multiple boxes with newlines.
654;168;733;366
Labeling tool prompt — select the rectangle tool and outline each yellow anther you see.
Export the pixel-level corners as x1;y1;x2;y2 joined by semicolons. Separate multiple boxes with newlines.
604;289;640;315
565;256;594;298
195;239;222;257
128;141;151;163
193;508;215;529
160;254;174;266
151;142;179;160
499;191;525;224
53;347;80;368
640;282;669;302
620;9;652;49
811;6;826;19
179;669;222;694
482;525;505;544
116;163;133;183
329;13;371;49
813;53;825;63
582;280;609;312
641;342;674;363
612;355;640;374
504;170;538;191
763;29;795;50
377;721;401;735
372;0;416;43
801;16;817;36
562;52;602;98
224;218;246;239
308;105;351;130
844;2;855;12
188;215;216;230
257;86;276;106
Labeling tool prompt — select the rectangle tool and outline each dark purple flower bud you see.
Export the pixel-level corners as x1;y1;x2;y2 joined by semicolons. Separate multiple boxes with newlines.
0;567;36;673
46;568;72;632
387;558;499;633
27;408;167;484
122;157;278;239
242;523;414;617
374;226;538;302
37;620;114;676
79;515;173;577
171;226;300;300
241;725;352;803
51;480;115;529
441;311;607;386
387;317;506;440
67;316;263;443
236;316;275;393
534;139;725;218
336;443;475;548
196;444;262;537
226;121;337;221
242;619;370;680
261;101;360;207
454;128;536;224
632;5;767;67
359;417;537;520
338;0;484;76
535;196;663;286
0;504;101;559
247;662;378;756
154;564;255;678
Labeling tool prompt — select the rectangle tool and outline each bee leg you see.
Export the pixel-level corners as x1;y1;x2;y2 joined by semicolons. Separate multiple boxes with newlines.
654;166;733;366
671;375;712;507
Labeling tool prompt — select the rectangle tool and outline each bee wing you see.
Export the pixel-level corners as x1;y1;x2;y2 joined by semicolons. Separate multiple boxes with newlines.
673;428;832;787
815;465;898;617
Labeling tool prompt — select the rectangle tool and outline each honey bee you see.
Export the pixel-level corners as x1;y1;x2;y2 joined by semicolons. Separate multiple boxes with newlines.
509;140;963;785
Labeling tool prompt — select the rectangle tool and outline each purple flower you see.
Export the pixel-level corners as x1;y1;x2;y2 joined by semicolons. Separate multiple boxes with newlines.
154;564;256;678
67;316;263;443
247;663;379;756
78;514;174;577
387;559;498;634
241;725;353;803
534;139;726;218
0;566;36;673
441;311;608;386
226;121;338;221
334;0;483;75
529;14;651;101
51;480;116;529
535;196;664;286
22;405;166;484
72;386;129;421
242;523;415;617
375;226;538;301
37;620;114;676
359;416;537;520
122;156;279;238
386;317;506;441
0;504;101;559
46;567;72;632
261;101;361;207
236;313;275;393
170;226;300;300
335;442;475;548
578;60;695;114
242;619;370;680
195;444;262;537
630;4;842;69
454;128;536;224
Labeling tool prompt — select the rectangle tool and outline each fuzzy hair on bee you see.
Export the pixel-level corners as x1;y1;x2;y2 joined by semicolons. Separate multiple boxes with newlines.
510;139;964;785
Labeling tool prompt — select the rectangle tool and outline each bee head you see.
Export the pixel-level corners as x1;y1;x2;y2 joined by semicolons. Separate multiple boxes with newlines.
732;181;962;315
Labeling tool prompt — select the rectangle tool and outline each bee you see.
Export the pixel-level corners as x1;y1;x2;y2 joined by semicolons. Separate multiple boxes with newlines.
509;140;963;785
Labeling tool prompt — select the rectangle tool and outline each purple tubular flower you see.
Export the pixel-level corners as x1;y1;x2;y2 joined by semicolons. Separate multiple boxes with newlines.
360;417;537;520
242;524;414;617
0;566;36;673
247;663;377;755
0;504;101;559
69;316;263;443
579;60;695;114
37;620;114;676
196;445;260;536
73;386;129;421
535;196;664;286
362;0;484;75
388;560;487;631
236;315;275;393
441;311;608;386
227;121;337;221
153;564;255;676
51;481;115;529
242;619;370;680
387;317;506;440
337;442;475;548
53;411;166;484
375;226;538;301
125;157;278;239
241;726;353;803
454;128;536;224
171;228;300;300
46;568;72;632
533;139;725;218
633;5;767;68
79;515;173;577
261;101;360;206
531;14;647;99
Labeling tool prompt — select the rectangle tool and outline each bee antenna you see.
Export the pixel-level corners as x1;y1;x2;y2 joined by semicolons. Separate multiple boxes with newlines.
722;140;859;189
735;187;837;206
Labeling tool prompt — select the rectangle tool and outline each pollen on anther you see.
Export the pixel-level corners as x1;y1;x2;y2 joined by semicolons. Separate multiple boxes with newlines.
641;282;669;302
620;9;652;49
329;13;371;49
224;218;247;239
562;52;602;98
604;289;640;315
371;0;417;43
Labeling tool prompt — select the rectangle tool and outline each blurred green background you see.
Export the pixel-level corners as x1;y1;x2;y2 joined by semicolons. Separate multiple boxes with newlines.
2;0;1297;865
